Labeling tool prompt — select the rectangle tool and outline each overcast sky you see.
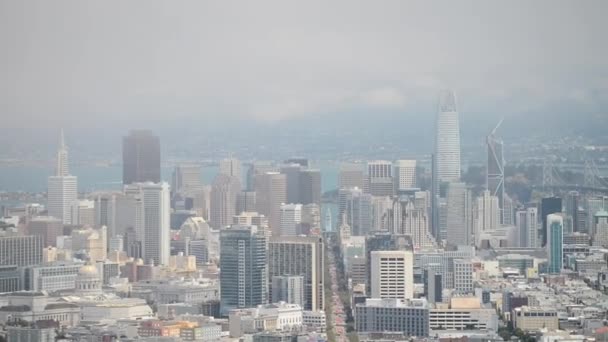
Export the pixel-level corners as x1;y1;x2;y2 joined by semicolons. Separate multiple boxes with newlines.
1;0;607;131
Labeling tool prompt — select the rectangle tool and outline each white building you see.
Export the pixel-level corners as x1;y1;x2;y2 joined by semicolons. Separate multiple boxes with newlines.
172;164;202;194
279;203;302;236
219;158;242;183
47;175;77;225
434;90;461;183
367;160;394;196
71;199;95;227
370;250;414;300
228;302;303;338
453;259;474;294
475;190;500;239
272;275;304;307
394;160;417;192
446;182;472;247
125;182;171;265
516;207;538;248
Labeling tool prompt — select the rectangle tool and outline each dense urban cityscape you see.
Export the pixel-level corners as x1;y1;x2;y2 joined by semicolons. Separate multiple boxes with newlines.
2;1;608;342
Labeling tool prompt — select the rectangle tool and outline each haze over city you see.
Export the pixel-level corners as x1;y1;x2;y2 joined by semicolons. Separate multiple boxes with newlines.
1;1;608;342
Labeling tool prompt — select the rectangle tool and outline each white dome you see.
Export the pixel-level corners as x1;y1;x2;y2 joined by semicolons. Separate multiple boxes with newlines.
78;264;98;277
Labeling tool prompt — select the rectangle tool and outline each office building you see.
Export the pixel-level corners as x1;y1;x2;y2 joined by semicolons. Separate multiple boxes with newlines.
71;199;95;227
434;90;461;183
486;121;505;220
367;160;394;196
233;211;269;231
391;200;435;249
280;163;302;204
513;306;558;332
394;160;417;192
299;169;321;206
254;172;287;235
279;203;302;236
220;225;268;316
355;298;429;337
541;197;562;246
236;191;257;214
125;182;171;265
453;259;474;294
565;191;580;232
172;164;202;194
0;235;43;267
28;216;63;247
423;269;442;304
219;158;242;183
271;276;304;307
446;182;472;247
370;250;414;300
122;130;161;185
210;174;241;229
24;261;83;292
300;203;321;235
47;134;78;225
246;161;277;191
587;196;607;232
268;236;324;311
546;214;564;274
365;233;410;294
338;187;372;236
515;207;538;248
593;211;608;247
338;163;365;190
475;190;500;238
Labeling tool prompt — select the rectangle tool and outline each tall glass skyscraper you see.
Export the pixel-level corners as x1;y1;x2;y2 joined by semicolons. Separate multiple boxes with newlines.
122;130;161;185
434;90;461;183
546;214;563;274
219;225;268;316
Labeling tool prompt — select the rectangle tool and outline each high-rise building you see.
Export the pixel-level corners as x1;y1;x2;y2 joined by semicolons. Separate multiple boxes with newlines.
338;188;372;236
279;203;302;236
486;120;505;221
300;204;321;235
446;182;472;247
122;130;161;185
271;276;304;307
236;191;257;214
389;199;435;250
47;130;77;225
394;160;417;193
515;207;538;248
434;90;461;184
338;163;365;190
28;216;63;247
280;163;302;204
220;225;268;316
219;158;242;183
0;235;43;267
125;182;170;265
541;197;562;247
453;259;474;294
47;176;77;225
299;169;321;206
254;172;287;235
370;250;414;300
546;214;564;274
246;161;277;191
71;199;95;227
592;211;608;247
233;212;269;231
268;235;324;311
367;161;394;196
423;269;442;304
210;174;241;229
565;191;580;232
587;196;607;232
475;190;500;238
171;164;201;194
503;194;515;225
365;233;411;294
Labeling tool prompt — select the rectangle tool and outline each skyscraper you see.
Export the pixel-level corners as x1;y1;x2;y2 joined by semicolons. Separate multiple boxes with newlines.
434;90;461;183
280;163;302;204
565;191;580;232
446;182;472;247
546;214;563;274
367;160;394;196
254;172;287;235
486;120;505;221
515;207;538;248
209;174;241;229
47;130;77;225
394;160;417;193
268;235;324;311
475;190;500;237
219;158;242;183
0;235;43;267
220;225;268;316
370;250;414;300
125;182;170;265
338;188;372;236
171;164;202;194
279;203;302;236
299;169;321;206
541;197;562;247
338;163;365;190
365;233;411;294
122;130;161;185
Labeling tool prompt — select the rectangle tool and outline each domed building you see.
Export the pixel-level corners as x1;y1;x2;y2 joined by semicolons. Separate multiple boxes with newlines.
75;263;102;296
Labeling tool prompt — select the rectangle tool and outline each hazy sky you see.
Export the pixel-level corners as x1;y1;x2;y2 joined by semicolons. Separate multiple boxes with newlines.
1;0;607;131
